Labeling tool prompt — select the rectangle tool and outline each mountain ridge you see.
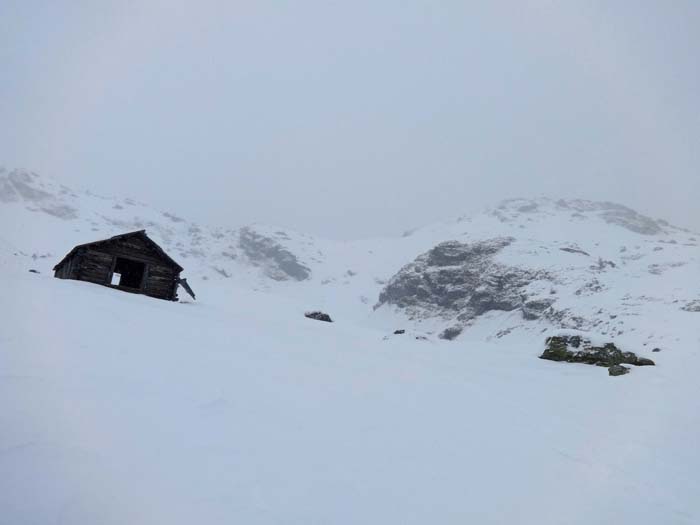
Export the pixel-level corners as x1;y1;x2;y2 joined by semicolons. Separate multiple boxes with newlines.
1;167;698;348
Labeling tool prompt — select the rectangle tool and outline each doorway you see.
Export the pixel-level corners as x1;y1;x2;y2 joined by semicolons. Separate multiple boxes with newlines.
112;257;146;289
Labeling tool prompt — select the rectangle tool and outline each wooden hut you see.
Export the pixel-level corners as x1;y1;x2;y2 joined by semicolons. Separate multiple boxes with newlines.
53;230;185;301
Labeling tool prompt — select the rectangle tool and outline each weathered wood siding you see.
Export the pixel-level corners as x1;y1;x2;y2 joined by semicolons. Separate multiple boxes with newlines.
143;264;178;300
54;253;79;279
77;249;113;285
96;236;170;267
54;261;70;279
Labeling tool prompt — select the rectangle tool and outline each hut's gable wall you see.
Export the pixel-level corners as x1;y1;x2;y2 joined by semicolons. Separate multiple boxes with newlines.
96;236;169;267
54;257;75;279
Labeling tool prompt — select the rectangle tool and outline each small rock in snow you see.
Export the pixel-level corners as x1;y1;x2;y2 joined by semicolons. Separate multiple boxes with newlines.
305;311;333;323
608;365;630;376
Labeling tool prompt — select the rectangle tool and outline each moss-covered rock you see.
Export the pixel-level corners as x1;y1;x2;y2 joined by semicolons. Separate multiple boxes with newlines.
540;335;655;372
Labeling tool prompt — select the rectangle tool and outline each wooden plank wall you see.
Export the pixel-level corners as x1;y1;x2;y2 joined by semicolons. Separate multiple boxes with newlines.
143;264;178;300
78;250;113;284
56;254;81;280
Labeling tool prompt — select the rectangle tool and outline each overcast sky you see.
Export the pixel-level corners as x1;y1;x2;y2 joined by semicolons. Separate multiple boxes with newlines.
1;1;698;239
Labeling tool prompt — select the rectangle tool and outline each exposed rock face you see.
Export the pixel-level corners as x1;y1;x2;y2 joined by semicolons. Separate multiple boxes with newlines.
238;227;311;281
376;238;551;324
521;299;556;320
540;335;655;368
305;311;333;323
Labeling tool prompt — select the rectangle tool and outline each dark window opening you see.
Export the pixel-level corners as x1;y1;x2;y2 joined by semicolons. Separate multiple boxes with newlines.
112;257;145;289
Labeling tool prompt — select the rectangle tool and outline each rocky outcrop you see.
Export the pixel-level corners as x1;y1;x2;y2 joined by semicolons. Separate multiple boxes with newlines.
540;335;655;370
376;238;551;325
238;227;310;281
521;299;555;320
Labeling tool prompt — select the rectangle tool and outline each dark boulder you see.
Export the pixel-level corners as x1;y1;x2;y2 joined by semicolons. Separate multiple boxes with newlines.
393;329;405;335
439;325;463;341
608;365;630;376
305;311;333;323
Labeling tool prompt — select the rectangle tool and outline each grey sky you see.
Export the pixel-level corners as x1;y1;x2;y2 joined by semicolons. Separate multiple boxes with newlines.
1;1;698;239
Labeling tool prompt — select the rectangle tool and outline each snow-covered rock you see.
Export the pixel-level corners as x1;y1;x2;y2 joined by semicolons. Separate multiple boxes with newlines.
375;237;551;324
238;226;311;281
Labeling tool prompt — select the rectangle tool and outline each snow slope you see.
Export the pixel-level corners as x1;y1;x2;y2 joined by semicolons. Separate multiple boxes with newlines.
2;167;700;523
3;260;700;524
